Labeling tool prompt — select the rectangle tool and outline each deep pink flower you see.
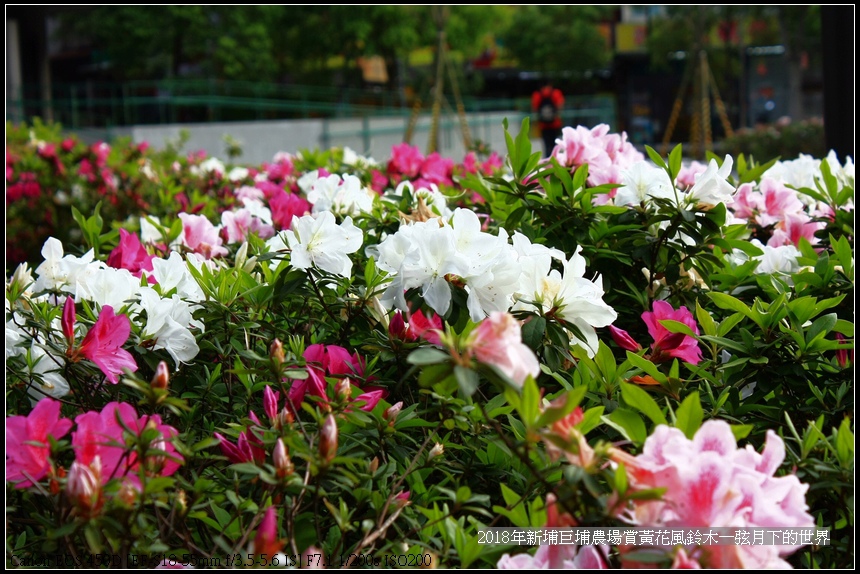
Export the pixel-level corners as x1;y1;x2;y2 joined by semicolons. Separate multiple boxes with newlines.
253;506;283;556
642;301;702;365
469;312;540;388
62;296;77;344
460;152;479;175
480;152;504;175
6;398;73;489
107;229;156;279
215;429;266;465
388;143;424;180
71;305;138;384
72;402;182;484
608;325;642;352
287;345;384;414
420;152;455;186
407;309;443;346
370;169;389;193
269;190;311;230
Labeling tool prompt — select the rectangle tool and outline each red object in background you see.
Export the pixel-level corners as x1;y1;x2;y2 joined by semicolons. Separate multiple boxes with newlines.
531;86;565;130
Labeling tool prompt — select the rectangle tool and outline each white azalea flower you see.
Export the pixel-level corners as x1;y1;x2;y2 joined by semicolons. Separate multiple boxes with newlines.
150;251;206;302
32;237;98;295
137;287;202;367
27;344;70;401
283;212;363;277
75;266;142;310
308;174;375;217
688;155;735;207
513;246;617;357
614;162;675;207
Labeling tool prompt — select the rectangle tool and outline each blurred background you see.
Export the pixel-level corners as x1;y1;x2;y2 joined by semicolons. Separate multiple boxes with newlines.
5;6;854;162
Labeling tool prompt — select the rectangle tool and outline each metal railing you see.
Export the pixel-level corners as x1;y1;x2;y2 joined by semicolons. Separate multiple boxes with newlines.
7;79;616;132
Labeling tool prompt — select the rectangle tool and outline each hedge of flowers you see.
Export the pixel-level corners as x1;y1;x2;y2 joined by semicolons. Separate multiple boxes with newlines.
5;118;854;569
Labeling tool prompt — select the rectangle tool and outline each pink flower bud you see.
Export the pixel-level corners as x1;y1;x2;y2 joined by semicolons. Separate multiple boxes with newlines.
388;311;408;340
383;401;403;427
264;385;280;423
253;506;282;557
319;414;338;465
608;325;641;352
67;457;101;512
151;361;170;391
62;296;76;345
393;490;411;509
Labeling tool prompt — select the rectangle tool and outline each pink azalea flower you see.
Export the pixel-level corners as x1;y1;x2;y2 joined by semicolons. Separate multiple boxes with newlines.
70;305;138;384
221;207;275;244
370;169;390;194
642;301;702;365
6;398;73;489
73;402;183;484
767;212;824;248
480;152;504;175
253;506;283;556
676;161;709;188
388;143;424;180
388;309;443;345
469;312;540;388
287;344;385;414
62;296;77;344
269;190;311;230
178;213;229;259
215;429;266;465
420;152;455;186
107;229;156;280
460;152;479;175
614;420;814;568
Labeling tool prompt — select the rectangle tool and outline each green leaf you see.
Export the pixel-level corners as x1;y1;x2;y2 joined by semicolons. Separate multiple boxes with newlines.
521;316;546;350
644;145;667;170
454;366;479;398
614;462;629;495
674;392;703;439
535;386;587;429
695;300;717;337
730;424;754;441
658;319;698;338
620;381;667;425
604;408;647;444
836;417;854;469
805;313;838;346
407;348;450;366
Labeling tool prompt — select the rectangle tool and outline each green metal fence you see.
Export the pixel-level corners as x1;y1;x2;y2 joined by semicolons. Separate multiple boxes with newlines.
7;79;616;132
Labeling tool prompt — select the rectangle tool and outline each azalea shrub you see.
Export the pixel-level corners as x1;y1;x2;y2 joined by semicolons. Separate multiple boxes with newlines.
5;118;854;569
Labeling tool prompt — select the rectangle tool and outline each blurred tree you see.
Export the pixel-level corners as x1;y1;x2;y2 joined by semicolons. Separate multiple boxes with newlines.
500;6;614;74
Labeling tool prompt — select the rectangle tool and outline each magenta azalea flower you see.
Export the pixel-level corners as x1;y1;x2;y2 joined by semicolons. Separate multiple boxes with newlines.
6;398;73;489
73;402;183;484
641;300;702;365
71;304;138;384
106;228;156;279
269;190;310;230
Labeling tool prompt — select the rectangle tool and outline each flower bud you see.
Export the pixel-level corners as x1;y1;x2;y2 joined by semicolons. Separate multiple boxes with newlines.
270;339;285;370
369;456;379;474
388;311;408;340
393;490;411;509
67;457;101;513
273;438;294;478
264;385;280;423
276;407;294;430
151;360;170;391
608;325;641;352
145;432;168;476
428;442;444;461
319;414;338;465
335;378;352;402
383;401;403;427
62;296;76;345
